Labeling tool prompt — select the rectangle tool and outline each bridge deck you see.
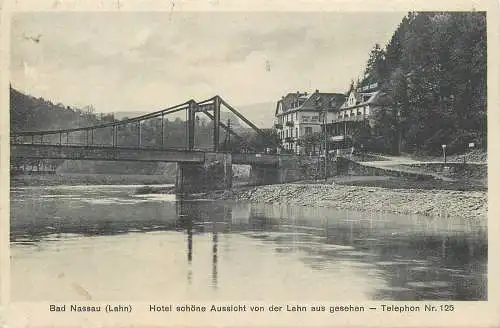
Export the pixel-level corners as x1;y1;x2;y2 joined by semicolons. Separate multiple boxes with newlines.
10;144;283;166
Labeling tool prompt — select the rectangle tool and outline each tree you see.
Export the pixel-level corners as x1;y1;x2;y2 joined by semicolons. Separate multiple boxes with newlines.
362;43;387;85
345;79;355;95
351;12;486;155
297;132;322;155
248;129;281;152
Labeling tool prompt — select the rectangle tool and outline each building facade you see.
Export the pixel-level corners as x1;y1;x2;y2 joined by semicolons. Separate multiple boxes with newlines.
324;83;387;148
274;90;346;154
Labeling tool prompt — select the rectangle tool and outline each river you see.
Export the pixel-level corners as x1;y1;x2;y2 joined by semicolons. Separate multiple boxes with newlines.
10;184;487;301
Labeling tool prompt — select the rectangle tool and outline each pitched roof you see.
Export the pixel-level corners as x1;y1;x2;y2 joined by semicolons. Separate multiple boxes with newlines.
300;92;345;111
340;90;383;109
275;91;346;115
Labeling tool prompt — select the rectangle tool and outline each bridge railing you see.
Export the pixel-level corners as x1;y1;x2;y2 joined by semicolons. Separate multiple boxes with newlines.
10;95;281;155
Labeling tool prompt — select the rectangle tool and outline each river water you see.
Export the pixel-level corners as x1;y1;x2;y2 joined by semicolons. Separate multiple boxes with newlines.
10;184;487;301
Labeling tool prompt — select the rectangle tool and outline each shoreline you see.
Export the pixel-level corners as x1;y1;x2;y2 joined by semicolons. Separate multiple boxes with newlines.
197;181;487;224
10;173;487;224
10;173;175;187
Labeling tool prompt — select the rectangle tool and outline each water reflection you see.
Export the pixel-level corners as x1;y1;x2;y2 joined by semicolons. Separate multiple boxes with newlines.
10;186;487;301
226;203;486;301
176;199;224;290
212;230;218;289
186;215;193;285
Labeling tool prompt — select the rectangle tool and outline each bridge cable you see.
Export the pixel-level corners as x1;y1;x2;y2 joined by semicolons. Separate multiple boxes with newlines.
218;97;279;149
199;108;259;152
11;100;193;137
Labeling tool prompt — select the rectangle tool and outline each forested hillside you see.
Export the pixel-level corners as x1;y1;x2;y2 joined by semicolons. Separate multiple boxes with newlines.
10;86;111;132
358;12;486;155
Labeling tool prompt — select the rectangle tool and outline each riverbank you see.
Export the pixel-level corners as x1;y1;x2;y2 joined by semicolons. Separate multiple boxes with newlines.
10;173;174;187
199;178;487;223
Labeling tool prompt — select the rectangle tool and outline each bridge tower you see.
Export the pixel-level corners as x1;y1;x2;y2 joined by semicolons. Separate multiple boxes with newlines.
175;96;233;194
213;96;221;152
187;100;196;150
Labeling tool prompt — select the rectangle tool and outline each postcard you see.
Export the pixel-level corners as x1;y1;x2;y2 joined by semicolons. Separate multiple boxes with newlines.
2;0;498;327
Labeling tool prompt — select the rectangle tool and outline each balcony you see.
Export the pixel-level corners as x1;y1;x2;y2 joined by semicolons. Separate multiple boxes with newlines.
274;123;283;129
285;121;294;127
300;115;320;123
331;114;368;123
285;137;295;143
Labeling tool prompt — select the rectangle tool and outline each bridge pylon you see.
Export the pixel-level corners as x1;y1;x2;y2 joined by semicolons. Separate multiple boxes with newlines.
213;96;221;152
187;100;196;150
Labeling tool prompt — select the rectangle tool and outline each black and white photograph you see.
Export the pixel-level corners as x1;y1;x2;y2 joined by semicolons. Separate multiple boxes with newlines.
6;3;491;321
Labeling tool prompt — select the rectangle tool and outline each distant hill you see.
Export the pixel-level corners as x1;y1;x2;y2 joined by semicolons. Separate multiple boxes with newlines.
114;110;242;126
9;86;109;132
113;105;274;131
113;111;149;120
234;101;276;128
219;111;241;127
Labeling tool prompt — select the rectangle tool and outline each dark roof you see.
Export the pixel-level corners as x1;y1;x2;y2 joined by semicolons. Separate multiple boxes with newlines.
276;91;346;116
340;90;384;110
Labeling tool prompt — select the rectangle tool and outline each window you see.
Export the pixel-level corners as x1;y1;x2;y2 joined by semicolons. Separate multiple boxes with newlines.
286;130;288;138
305;127;312;135
295;112;298;120
295;128;298;137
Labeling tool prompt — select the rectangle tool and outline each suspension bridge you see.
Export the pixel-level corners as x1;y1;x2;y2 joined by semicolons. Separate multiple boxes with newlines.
10;95;304;193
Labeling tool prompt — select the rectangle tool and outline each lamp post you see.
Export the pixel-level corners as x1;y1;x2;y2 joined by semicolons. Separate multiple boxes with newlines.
315;90;328;182
466;142;475;164
323;107;328;181
442;144;447;164
397;110;402;155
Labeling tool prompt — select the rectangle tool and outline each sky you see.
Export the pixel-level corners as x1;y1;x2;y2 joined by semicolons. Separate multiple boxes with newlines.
11;11;406;125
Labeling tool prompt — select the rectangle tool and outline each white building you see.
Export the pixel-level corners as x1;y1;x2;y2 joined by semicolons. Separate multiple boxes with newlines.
274;90;346;154
326;83;386;137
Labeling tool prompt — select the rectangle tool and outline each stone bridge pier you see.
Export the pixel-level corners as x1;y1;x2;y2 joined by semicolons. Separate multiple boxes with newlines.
249;156;303;185
175;153;232;194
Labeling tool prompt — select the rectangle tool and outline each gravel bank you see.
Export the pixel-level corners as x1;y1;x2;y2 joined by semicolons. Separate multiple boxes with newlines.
202;183;487;223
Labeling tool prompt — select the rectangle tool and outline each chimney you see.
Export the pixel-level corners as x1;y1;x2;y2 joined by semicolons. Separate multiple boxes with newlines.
315;89;319;94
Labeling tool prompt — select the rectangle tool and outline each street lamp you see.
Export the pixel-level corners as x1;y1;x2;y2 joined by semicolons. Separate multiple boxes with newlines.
465;142;475;164
442;144;447;164
323;107;328;181
397;110;402;155
315;90;328;182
